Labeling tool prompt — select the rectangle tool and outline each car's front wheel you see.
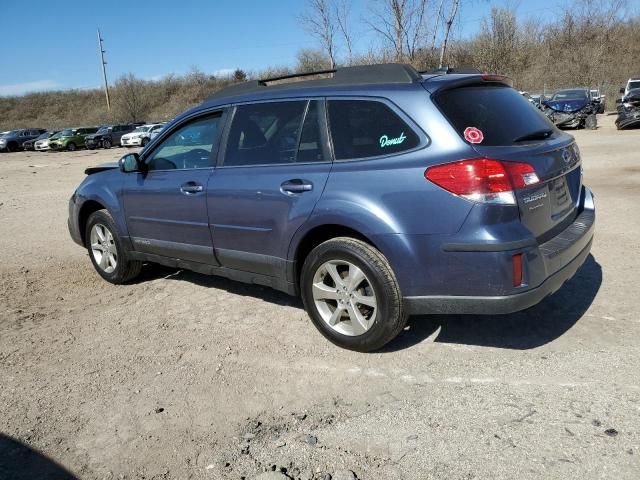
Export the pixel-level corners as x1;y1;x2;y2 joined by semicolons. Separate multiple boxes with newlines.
86;209;142;284
141;137;150;147
103;138;112;149
300;237;407;352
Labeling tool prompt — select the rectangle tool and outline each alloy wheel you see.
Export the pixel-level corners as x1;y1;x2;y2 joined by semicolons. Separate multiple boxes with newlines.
311;260;377;336
90;223;117;274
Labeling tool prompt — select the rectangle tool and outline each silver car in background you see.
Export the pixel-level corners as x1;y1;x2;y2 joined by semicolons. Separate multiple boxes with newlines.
121;123;165;147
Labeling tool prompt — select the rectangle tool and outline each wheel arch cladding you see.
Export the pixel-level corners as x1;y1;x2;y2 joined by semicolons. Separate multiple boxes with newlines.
291;224;381;284
78;200;107;245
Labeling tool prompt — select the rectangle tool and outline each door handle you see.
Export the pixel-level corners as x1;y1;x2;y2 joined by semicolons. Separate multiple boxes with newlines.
180;182;204;194
281;179;313;194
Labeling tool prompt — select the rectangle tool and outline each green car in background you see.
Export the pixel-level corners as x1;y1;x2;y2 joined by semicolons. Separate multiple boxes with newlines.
49;127;99;151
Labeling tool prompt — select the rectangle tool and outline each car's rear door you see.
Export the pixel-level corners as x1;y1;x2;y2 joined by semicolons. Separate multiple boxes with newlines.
122;110;226;264
207;99;332;277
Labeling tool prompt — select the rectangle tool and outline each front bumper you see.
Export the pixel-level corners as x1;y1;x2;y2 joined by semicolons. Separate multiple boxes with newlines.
121;136;143;146
403;187;595;315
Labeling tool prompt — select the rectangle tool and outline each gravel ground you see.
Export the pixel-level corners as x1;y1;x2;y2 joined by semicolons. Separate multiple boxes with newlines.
1;115;639;480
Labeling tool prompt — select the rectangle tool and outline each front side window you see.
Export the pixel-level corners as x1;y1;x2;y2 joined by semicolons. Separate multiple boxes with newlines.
145;114;222;171
224;100;312;167
328;100;420;160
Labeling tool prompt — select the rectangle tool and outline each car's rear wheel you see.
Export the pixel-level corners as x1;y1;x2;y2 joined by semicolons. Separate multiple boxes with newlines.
300;237;407;352
67;142;76;151
86;209;142;284
103;138;112;149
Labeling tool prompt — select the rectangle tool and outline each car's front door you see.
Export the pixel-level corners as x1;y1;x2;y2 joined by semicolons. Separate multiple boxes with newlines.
208;99;332;277
122;111;226;265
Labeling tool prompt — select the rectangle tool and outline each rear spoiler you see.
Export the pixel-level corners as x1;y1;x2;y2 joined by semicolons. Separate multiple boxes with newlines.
423;73;515;94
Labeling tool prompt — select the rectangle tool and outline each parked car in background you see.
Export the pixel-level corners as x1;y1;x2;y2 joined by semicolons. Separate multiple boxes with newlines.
0;129;47;152
529;93;547;109
49;127;99;151
616;88;640;130
24;130;59;151
590;88;606;113
620;78;640;98
34;130;62;151
69;64;595;351
149;124;166;141
85;124;138;149
121;123;165;148
542;88;598;129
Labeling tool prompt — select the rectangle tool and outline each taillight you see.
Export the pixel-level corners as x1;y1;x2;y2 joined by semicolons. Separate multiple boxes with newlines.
424;158;539;205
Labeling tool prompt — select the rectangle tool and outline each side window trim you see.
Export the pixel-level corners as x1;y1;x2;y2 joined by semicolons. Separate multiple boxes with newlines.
326;96;429;162
141;108;228;172
218;98;333;168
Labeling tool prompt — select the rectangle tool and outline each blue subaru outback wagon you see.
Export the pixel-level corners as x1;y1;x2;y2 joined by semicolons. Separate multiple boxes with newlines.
69;64;595;351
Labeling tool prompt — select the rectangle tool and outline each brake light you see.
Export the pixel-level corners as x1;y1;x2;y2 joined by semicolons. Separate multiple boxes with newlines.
424;158;539;205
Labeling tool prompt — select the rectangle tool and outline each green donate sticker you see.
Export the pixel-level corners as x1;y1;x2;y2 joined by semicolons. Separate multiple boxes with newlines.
379;132;407;148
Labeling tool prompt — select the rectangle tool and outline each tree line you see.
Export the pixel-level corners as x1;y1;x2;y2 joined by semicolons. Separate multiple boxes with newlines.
1;0;638;130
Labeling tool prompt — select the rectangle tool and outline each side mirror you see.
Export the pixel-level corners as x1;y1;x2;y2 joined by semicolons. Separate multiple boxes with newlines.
119;152;141;173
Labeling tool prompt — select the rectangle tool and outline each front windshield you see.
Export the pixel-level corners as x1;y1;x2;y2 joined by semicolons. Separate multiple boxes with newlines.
133;126;150;133
49;131;62;139
96;127;111;134
629;81;640;91
551;90;588;101
36;132;49;140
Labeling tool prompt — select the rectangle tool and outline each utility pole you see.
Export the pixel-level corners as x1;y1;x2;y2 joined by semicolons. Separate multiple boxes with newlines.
97;29;111;111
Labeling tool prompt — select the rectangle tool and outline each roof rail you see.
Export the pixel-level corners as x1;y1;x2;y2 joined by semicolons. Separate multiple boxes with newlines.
421;66;482;75
258;68;337;85
207;63;422;101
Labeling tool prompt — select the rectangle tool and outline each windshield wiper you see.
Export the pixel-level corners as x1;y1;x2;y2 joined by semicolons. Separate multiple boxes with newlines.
513;129;553;143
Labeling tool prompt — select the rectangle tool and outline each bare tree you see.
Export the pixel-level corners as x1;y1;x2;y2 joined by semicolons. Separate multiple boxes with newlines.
366;0;430;63
438;0;459;67
334;0;355;65
301;0;337;68
114;73;148;123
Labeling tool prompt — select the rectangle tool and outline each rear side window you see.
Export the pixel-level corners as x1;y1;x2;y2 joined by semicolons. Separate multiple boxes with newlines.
224;100;317;166
328;100;420;160
435;85;555;146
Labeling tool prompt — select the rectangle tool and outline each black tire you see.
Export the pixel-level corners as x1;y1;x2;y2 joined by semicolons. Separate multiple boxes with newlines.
67;142;76;151
7;142;18;152
585;114;597;130
85;209;142;284
141;137;150;147
103;138;112;149
300;237;407;352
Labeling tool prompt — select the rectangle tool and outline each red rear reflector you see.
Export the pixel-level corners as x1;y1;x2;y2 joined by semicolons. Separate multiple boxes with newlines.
424;158;539;205
512;253;523;287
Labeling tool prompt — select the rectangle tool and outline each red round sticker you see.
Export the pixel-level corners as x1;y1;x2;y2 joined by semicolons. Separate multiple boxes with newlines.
464;126;484;144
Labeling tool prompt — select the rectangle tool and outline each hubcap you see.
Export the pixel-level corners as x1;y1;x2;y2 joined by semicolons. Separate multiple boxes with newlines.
312;260;377;336
90;224;117;273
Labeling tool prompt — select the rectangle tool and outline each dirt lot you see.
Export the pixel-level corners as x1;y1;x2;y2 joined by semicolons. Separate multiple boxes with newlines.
1;114;639;480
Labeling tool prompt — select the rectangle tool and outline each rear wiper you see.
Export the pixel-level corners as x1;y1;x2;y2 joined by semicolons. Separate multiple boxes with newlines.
513;129;553;143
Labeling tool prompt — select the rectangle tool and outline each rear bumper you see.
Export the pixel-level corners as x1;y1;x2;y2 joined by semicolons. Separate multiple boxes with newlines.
403;186;595;315
405;236;592;315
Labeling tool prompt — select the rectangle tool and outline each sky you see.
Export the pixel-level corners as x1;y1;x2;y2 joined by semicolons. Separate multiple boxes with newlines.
0;0;630;96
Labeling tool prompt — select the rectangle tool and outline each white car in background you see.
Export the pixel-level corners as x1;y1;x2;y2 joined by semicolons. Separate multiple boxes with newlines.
121;123;164;147
35;130;62;151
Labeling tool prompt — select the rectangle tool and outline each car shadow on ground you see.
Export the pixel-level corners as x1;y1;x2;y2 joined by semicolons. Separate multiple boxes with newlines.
0;433;77;480
137;264;303;309
383;254;602;352
137;255;601;352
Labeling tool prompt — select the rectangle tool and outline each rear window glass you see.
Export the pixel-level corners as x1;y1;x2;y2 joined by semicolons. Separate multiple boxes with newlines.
435;85;556;146
328;100;420;160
